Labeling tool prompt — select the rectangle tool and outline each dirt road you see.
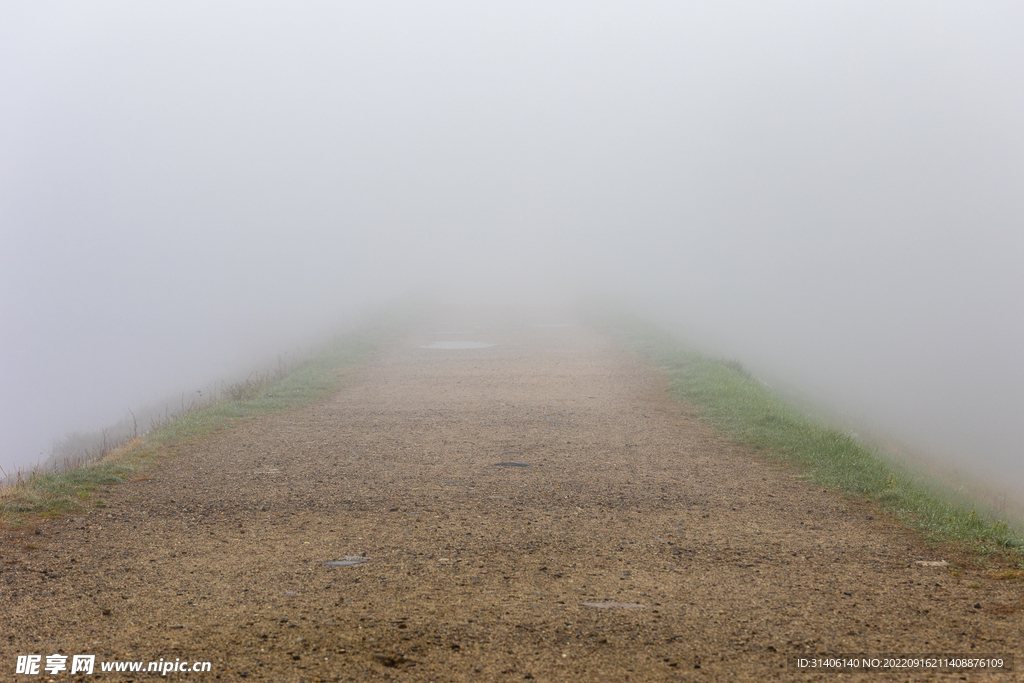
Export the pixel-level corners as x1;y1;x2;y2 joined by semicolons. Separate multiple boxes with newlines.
2;314;1020;681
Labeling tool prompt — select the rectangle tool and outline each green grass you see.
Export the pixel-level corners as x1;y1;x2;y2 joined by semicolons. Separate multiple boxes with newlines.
589;308;1023;557
0;460;135;518
1;306;417;522
147;322;393;445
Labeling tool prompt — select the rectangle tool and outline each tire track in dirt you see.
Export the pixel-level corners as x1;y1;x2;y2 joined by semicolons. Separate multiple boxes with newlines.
2;313;1020;681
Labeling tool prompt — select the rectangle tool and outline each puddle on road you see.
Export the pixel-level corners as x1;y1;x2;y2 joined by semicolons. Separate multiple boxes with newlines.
325;556;370;567
494;461;531;468
420;341;497;349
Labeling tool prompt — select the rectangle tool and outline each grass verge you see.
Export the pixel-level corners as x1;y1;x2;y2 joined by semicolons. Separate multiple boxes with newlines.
589;307;1023;558
1;307;416;522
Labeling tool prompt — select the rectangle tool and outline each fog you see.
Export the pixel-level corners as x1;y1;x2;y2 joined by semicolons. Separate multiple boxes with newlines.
2;3;1022;501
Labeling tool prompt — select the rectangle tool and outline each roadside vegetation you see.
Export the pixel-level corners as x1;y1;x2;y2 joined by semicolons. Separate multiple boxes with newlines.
0;306;417;522
588;307;1023;559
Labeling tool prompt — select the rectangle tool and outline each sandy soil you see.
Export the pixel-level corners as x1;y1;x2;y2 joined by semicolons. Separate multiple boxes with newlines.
2;314;1021;682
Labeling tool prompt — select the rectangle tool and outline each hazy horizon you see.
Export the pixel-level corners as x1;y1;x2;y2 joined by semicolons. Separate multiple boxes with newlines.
3;3;1022;503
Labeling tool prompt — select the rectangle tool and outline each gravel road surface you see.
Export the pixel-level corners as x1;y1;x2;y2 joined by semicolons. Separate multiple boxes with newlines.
3;314;1020;681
